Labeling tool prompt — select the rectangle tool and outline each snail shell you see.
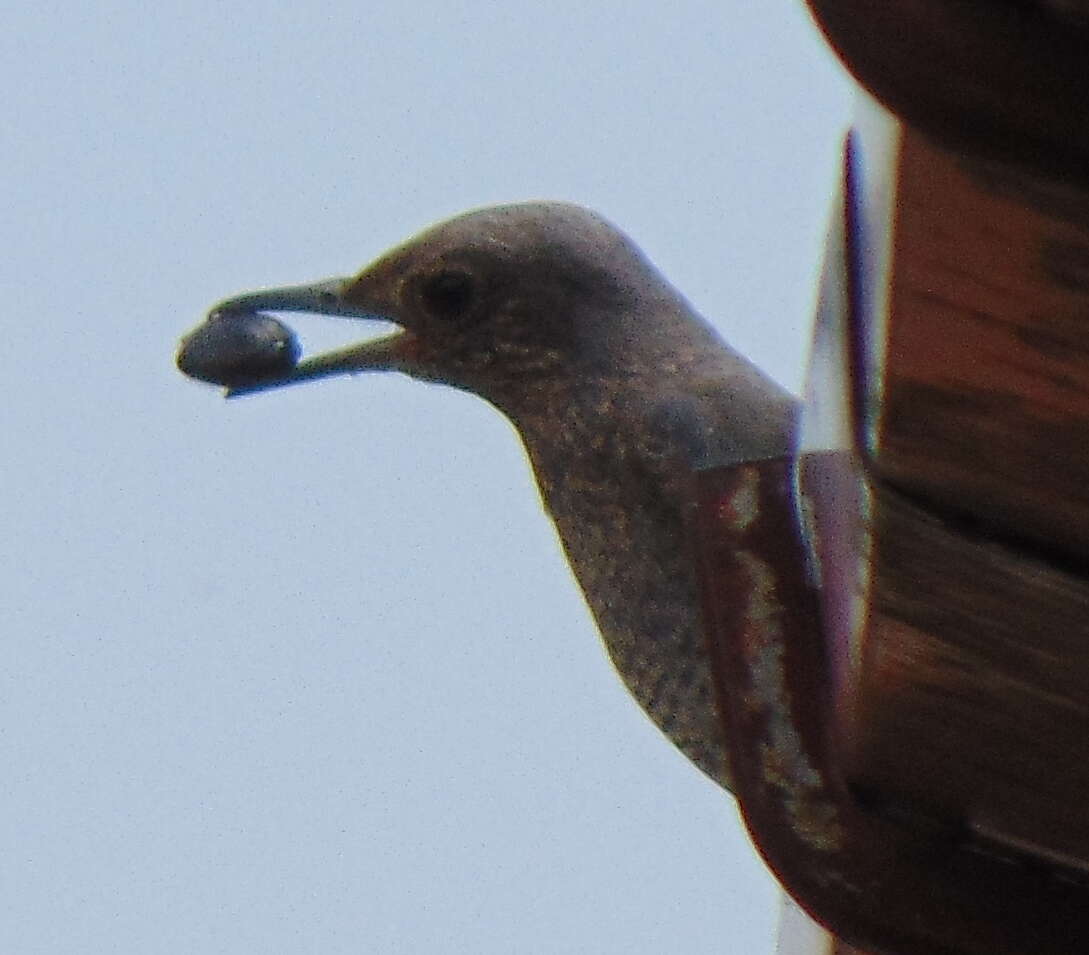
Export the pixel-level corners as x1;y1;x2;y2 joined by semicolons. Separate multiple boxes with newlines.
177;310;300;387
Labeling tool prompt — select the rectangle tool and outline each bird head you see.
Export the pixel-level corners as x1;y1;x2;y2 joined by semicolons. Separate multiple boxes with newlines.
179;202;708;411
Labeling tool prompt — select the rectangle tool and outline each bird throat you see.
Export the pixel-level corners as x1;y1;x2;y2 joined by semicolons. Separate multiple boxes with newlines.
513;395;734;790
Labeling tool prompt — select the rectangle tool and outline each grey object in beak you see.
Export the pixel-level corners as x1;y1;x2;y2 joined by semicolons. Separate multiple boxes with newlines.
176;277;400;396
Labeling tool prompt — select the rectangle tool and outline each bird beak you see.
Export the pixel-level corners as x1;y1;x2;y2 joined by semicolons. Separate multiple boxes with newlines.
196;276;411;398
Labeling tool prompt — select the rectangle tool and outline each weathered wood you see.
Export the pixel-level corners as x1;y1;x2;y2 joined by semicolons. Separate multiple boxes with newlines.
698;105;1089;952
803;0;1089;179
727;4;1089;953
697;455;1089;955
1040;0;1089;25
849;485;1089;862
874;135;1089;559
840;120;1089;865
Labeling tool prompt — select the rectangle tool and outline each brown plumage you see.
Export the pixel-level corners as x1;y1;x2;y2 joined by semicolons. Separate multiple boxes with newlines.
178;202;798;790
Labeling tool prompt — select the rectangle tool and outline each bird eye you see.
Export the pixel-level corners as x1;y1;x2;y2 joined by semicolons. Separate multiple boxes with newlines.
419;268;475;320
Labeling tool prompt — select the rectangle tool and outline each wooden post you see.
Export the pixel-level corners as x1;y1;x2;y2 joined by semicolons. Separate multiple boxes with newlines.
695;3;1089;946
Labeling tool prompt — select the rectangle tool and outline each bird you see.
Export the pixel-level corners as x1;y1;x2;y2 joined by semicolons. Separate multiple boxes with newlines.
177;202;799;791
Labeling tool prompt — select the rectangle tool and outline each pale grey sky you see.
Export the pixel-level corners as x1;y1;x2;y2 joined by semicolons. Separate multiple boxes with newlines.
4;2;850;951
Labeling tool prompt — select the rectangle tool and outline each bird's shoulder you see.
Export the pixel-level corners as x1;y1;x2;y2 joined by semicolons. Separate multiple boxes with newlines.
640;366;798;472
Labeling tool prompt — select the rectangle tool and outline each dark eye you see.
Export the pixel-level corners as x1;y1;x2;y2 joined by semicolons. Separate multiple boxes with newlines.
419;269;475;320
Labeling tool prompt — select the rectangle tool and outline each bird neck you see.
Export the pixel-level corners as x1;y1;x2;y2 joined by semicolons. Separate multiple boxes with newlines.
503;382;735;789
